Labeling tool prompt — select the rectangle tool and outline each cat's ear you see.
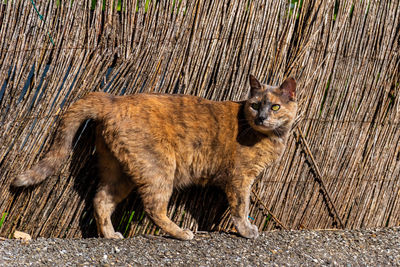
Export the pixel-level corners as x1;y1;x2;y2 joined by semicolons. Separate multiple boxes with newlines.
280;77;296;101
249;74;263;97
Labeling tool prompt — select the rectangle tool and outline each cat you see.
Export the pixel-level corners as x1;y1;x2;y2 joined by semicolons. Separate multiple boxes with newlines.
12;75;297;240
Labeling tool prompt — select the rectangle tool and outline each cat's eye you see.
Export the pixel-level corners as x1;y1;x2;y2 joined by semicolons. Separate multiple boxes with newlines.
271;104;280;111
250;103;260;110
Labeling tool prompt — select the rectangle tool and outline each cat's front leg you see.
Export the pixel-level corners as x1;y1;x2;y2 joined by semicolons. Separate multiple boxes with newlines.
225;178;259;239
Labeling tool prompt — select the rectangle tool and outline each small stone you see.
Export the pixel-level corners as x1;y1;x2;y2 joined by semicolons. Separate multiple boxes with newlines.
13;230;31;241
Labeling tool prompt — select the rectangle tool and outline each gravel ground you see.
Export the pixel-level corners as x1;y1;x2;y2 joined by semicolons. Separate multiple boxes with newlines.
1;227;399;266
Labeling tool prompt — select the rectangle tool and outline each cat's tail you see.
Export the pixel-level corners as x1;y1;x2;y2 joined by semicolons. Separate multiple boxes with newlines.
12;92;112;187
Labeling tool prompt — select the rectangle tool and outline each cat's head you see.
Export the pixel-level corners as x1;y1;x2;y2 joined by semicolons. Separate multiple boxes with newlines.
244;75;298;136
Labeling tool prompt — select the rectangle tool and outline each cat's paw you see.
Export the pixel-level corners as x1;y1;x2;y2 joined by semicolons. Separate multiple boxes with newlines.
106;232;124;239
248;224;259;238
114;232;124;239
177;229;194;241
237;223;259;239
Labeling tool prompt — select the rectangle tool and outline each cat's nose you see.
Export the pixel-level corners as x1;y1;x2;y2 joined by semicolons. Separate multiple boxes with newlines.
255;116;265;126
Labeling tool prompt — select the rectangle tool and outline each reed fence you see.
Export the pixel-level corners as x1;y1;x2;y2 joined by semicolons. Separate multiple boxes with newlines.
0;0;399;238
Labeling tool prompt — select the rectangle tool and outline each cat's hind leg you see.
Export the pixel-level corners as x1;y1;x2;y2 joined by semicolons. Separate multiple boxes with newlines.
93;132;134;239
93;179;133;239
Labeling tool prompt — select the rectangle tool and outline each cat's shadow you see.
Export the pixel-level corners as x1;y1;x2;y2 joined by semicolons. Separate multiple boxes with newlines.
72;122;229;238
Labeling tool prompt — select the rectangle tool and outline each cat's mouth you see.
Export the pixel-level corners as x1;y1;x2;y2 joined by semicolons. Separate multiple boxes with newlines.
252;119;283;134
254;119;278;129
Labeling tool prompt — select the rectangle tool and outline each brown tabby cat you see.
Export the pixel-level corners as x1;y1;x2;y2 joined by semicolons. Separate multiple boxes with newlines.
13;75;297;240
